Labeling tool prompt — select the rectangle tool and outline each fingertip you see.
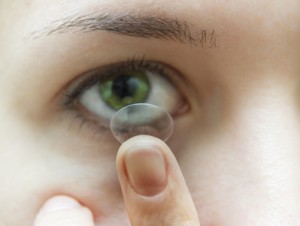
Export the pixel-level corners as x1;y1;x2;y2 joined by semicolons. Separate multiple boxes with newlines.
39;195;81;214
117;135;168;161
34;196;94;226
116;135;169;181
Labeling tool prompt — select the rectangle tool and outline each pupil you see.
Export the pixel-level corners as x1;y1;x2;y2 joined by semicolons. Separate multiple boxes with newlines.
112;75;137;99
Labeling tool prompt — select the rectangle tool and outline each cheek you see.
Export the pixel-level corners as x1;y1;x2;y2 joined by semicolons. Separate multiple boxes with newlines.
0;122;125;226
0;102;192;226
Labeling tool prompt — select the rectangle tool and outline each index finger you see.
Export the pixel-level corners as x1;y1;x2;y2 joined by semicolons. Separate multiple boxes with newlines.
116;135;200;226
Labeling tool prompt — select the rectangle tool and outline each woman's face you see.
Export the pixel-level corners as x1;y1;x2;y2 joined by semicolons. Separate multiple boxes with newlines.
1;0;300;225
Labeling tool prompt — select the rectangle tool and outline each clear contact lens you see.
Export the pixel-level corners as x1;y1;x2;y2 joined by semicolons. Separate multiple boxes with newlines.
110;103;174;143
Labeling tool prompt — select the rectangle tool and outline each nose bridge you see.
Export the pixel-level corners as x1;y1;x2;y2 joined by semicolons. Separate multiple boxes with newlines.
226;85;300;221
239;95;297;183
236;85;299;158
235;84;299;179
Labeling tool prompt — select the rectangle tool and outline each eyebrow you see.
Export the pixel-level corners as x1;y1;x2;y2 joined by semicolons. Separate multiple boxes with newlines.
32;12;217;47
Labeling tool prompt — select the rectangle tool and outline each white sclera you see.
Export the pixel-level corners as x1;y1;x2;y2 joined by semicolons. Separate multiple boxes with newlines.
110;103;174;143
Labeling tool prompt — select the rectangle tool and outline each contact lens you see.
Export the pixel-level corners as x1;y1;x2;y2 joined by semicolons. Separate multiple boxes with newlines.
110;103;174;143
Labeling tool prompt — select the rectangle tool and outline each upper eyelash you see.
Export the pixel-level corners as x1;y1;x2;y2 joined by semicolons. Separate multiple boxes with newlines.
63;56;166;107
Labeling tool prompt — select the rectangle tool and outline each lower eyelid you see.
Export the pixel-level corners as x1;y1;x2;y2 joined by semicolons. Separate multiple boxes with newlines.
62;109;114;142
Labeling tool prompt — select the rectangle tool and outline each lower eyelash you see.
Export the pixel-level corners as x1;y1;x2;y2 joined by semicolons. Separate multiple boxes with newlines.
63;110;113;141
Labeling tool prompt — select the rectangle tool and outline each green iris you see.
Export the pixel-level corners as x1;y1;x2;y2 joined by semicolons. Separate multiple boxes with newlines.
99;70;150;110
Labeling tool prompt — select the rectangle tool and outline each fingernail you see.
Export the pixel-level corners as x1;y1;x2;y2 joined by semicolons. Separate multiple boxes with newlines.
125;146;167;196
40;196;81;213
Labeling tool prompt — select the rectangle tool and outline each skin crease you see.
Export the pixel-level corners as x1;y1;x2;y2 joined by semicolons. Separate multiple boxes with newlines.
1;0;300;225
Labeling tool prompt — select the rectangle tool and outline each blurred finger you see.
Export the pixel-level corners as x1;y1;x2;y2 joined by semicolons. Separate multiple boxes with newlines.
34;196;94;226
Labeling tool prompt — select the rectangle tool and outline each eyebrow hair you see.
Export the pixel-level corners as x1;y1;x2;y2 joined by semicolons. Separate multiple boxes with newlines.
32;12;217;47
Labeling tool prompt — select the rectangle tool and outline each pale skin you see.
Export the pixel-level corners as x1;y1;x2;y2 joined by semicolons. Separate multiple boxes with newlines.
1;0;300;226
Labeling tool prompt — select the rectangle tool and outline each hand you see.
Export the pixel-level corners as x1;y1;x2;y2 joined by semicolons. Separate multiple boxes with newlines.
34;135;200;226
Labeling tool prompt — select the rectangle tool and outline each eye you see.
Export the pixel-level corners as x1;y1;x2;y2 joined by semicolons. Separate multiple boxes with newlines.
64;58;188;128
